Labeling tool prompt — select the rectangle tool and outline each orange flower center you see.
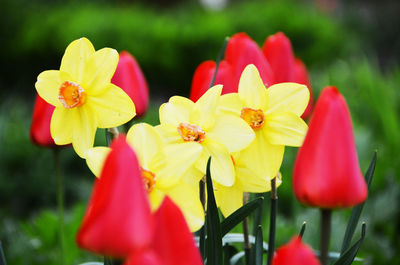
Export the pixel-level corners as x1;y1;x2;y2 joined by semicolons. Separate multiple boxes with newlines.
58;81;86;109
141;167;156;193
177;122;206;143
240;107;265;130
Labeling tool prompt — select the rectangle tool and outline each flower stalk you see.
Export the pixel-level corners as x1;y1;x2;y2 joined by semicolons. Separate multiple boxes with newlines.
242;192;250;265
320;209;331;265
267;176;278;265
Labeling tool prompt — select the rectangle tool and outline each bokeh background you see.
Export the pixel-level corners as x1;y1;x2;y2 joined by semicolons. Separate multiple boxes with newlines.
1;0;400;264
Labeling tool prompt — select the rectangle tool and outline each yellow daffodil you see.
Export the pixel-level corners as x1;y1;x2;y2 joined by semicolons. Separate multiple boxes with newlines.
35;38;135;158
86;123;204;231
214;152;282;216
156;85;255;187
218;64;309;182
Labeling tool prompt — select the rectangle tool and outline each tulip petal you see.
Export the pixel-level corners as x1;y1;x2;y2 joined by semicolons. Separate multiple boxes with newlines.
264;112;308;146
50;107;76;145
82;48;119;95
60;38;95;83
164;182;205;232
35;70;63;107
266;83;309;116
152;142;203;188
86;147;111;177
72;107;97;158
201;139;235;186
190;85;222;130
272;236;321;265
214;182;243;217
238;65;268;110
30;95;56;146
159;96;194;127
88;83;136;128
126;123;163;168
239;129;284;180
125;251;162;265
207;114;255;152
218;93;243;116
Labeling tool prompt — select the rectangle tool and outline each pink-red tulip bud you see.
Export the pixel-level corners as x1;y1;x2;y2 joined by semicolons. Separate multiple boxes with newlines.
272;236;321;265
112;51;149;117
294;58;313;118
293;87;367;209
30;94;56;147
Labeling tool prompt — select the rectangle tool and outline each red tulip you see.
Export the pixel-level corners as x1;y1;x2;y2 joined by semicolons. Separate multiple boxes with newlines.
272;236;321;265
262;32;296;84
111;51;149;117
30;94;56;147
225;32;274;88
125;197;203;265
189;60;235;102
76;135;153;257
294;58;313;118
293;87;367;208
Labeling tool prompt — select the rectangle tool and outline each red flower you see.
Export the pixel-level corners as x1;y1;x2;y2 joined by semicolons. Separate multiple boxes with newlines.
76;135;153;257
125;197;203;265
30;94;56;147
293;87;367;208
111;51;149;117
293;58;313;118
272;236;321;265
225;32;274;88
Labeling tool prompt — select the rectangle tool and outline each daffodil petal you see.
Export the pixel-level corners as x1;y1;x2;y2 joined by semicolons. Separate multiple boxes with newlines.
149;188;165;212
214;182;243;217
86;147;111;177
218;93;243;116
239;129;284;180
164;182;205;232
207;114;255;152
238;64;268;110
203;139;235;186
182;167;204;186
155;124;182;144
265;82;309;116
82;47;119;95
88;83;135;128
190;85;222;130
60;38;95;83
50;107;76;145
35;70;62;107
152;142;203;188
235;165;270;192
264;112;308;146
72;106;97;158
159;96;194;127
126;123;163;168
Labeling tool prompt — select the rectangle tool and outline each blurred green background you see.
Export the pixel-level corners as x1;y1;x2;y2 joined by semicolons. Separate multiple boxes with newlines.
1;0;400;264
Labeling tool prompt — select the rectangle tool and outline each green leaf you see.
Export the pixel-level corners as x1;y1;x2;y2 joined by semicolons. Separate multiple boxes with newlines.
299;221;307;238
224;244;239;265
334;223;366;265
221;197;264;237
340;151;376;255
254;226;264;265
209;37;230;88
206;157;223;265
0;241;7;265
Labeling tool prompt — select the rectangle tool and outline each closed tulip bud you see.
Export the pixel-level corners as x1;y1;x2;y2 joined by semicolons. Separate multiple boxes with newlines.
190;60;234;102
225;32;274;88
294;58;313;118
293;87;367;208
262;32;296;84
112;51;149;117
272;236;321;265
30;94;56;147
76;135;153;257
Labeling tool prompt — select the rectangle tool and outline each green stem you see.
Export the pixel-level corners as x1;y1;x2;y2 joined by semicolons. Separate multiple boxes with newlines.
320;209;332;265
242;192;250;265
54;149;65;265
199;177;206;260
209;37;230;89
266;177;277;265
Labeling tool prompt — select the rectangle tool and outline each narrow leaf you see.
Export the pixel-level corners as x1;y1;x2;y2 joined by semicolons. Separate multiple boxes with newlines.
334;223;366;265
224;244;239;265
221;197;264;237
209;37;230;88
206;157;223;265
340;152;376;255
254;226;264;265
299;221;306;238
0;241;6;265
252;193;266;236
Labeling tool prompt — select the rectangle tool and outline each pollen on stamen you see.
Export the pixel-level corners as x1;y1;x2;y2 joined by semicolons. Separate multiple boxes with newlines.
240;107;265;130
58;81;86;109
141;167;156;193
177;122;206;143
